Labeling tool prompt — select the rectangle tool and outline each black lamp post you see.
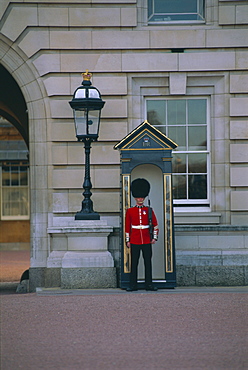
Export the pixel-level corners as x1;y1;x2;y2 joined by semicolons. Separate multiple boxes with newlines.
69;70;105;220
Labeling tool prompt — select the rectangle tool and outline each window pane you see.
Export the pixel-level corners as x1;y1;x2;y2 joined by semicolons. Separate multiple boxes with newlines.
172;154;186;173
154;0;197;13
2;188;29;216
188;126;207;150
148;0;153;17
168;126;186;150
169;14;201;21
11;166;19;186
167;100;186;125
2;166;10;185
149;0;205;22
173;175;186;199
188;99;206;124
147;100;166;126
155;125;167;136
188;153;207;173
20;188;29;215
20;168;28;185
2;188;18;216
188;175;207;199
1;162;29;218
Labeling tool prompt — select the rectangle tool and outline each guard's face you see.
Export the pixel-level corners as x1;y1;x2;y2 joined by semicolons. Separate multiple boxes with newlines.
135;197;145;205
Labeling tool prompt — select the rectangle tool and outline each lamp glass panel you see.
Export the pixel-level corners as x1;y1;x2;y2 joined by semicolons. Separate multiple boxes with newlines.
75;88;86;99
88;89;100;99
74;109;87;136
88;110;100;136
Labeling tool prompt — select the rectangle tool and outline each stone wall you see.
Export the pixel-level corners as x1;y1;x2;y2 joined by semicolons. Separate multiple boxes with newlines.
0;0;247;287
175;226;248;286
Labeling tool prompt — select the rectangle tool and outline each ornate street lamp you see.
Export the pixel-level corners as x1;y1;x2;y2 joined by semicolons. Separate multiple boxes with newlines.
69;70;105;220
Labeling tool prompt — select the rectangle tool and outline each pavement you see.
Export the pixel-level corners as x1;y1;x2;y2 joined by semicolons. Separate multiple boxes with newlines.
1;285;248;370
1;251;248;369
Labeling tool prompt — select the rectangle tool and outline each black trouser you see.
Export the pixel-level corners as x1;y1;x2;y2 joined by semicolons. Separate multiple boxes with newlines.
130;243;152;288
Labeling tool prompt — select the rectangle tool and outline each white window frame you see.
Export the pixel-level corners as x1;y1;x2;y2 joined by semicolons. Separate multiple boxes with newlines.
146;97;211;211
148;0;205;24
0;162;30;220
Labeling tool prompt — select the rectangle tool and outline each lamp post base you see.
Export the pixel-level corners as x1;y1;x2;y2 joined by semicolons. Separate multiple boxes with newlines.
75;211;100;220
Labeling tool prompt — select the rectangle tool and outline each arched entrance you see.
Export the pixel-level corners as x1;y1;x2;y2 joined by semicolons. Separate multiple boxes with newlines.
0;65;30;283
0;35;50;291
0;64;29;144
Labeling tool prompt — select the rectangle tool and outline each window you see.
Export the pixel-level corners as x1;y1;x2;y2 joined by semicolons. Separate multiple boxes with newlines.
148;0;205;24
147;98;209;207
1;162;29;220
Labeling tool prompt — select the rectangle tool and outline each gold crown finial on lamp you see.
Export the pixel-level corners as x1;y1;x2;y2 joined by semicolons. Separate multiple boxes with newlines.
82;69;92;81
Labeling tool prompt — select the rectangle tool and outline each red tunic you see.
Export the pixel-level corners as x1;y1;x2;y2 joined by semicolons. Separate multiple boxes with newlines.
125;206;159;245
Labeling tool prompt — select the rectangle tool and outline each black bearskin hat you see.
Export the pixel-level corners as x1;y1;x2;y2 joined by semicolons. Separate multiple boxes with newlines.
131;178;150;198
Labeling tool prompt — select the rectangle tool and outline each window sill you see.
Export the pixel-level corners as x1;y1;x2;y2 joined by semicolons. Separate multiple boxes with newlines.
147;20;206;26
1;216;30;221
174;212;221;225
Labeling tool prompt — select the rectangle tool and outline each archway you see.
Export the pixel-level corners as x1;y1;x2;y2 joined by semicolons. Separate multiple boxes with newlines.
0;64;28;145
0;36;49;291
0;65;30;283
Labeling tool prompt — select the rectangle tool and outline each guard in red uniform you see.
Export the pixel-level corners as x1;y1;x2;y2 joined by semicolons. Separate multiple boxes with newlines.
125;178;159;291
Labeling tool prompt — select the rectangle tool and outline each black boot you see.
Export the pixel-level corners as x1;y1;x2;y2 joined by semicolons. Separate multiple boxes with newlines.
126;286;138;292
146;285;157;291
